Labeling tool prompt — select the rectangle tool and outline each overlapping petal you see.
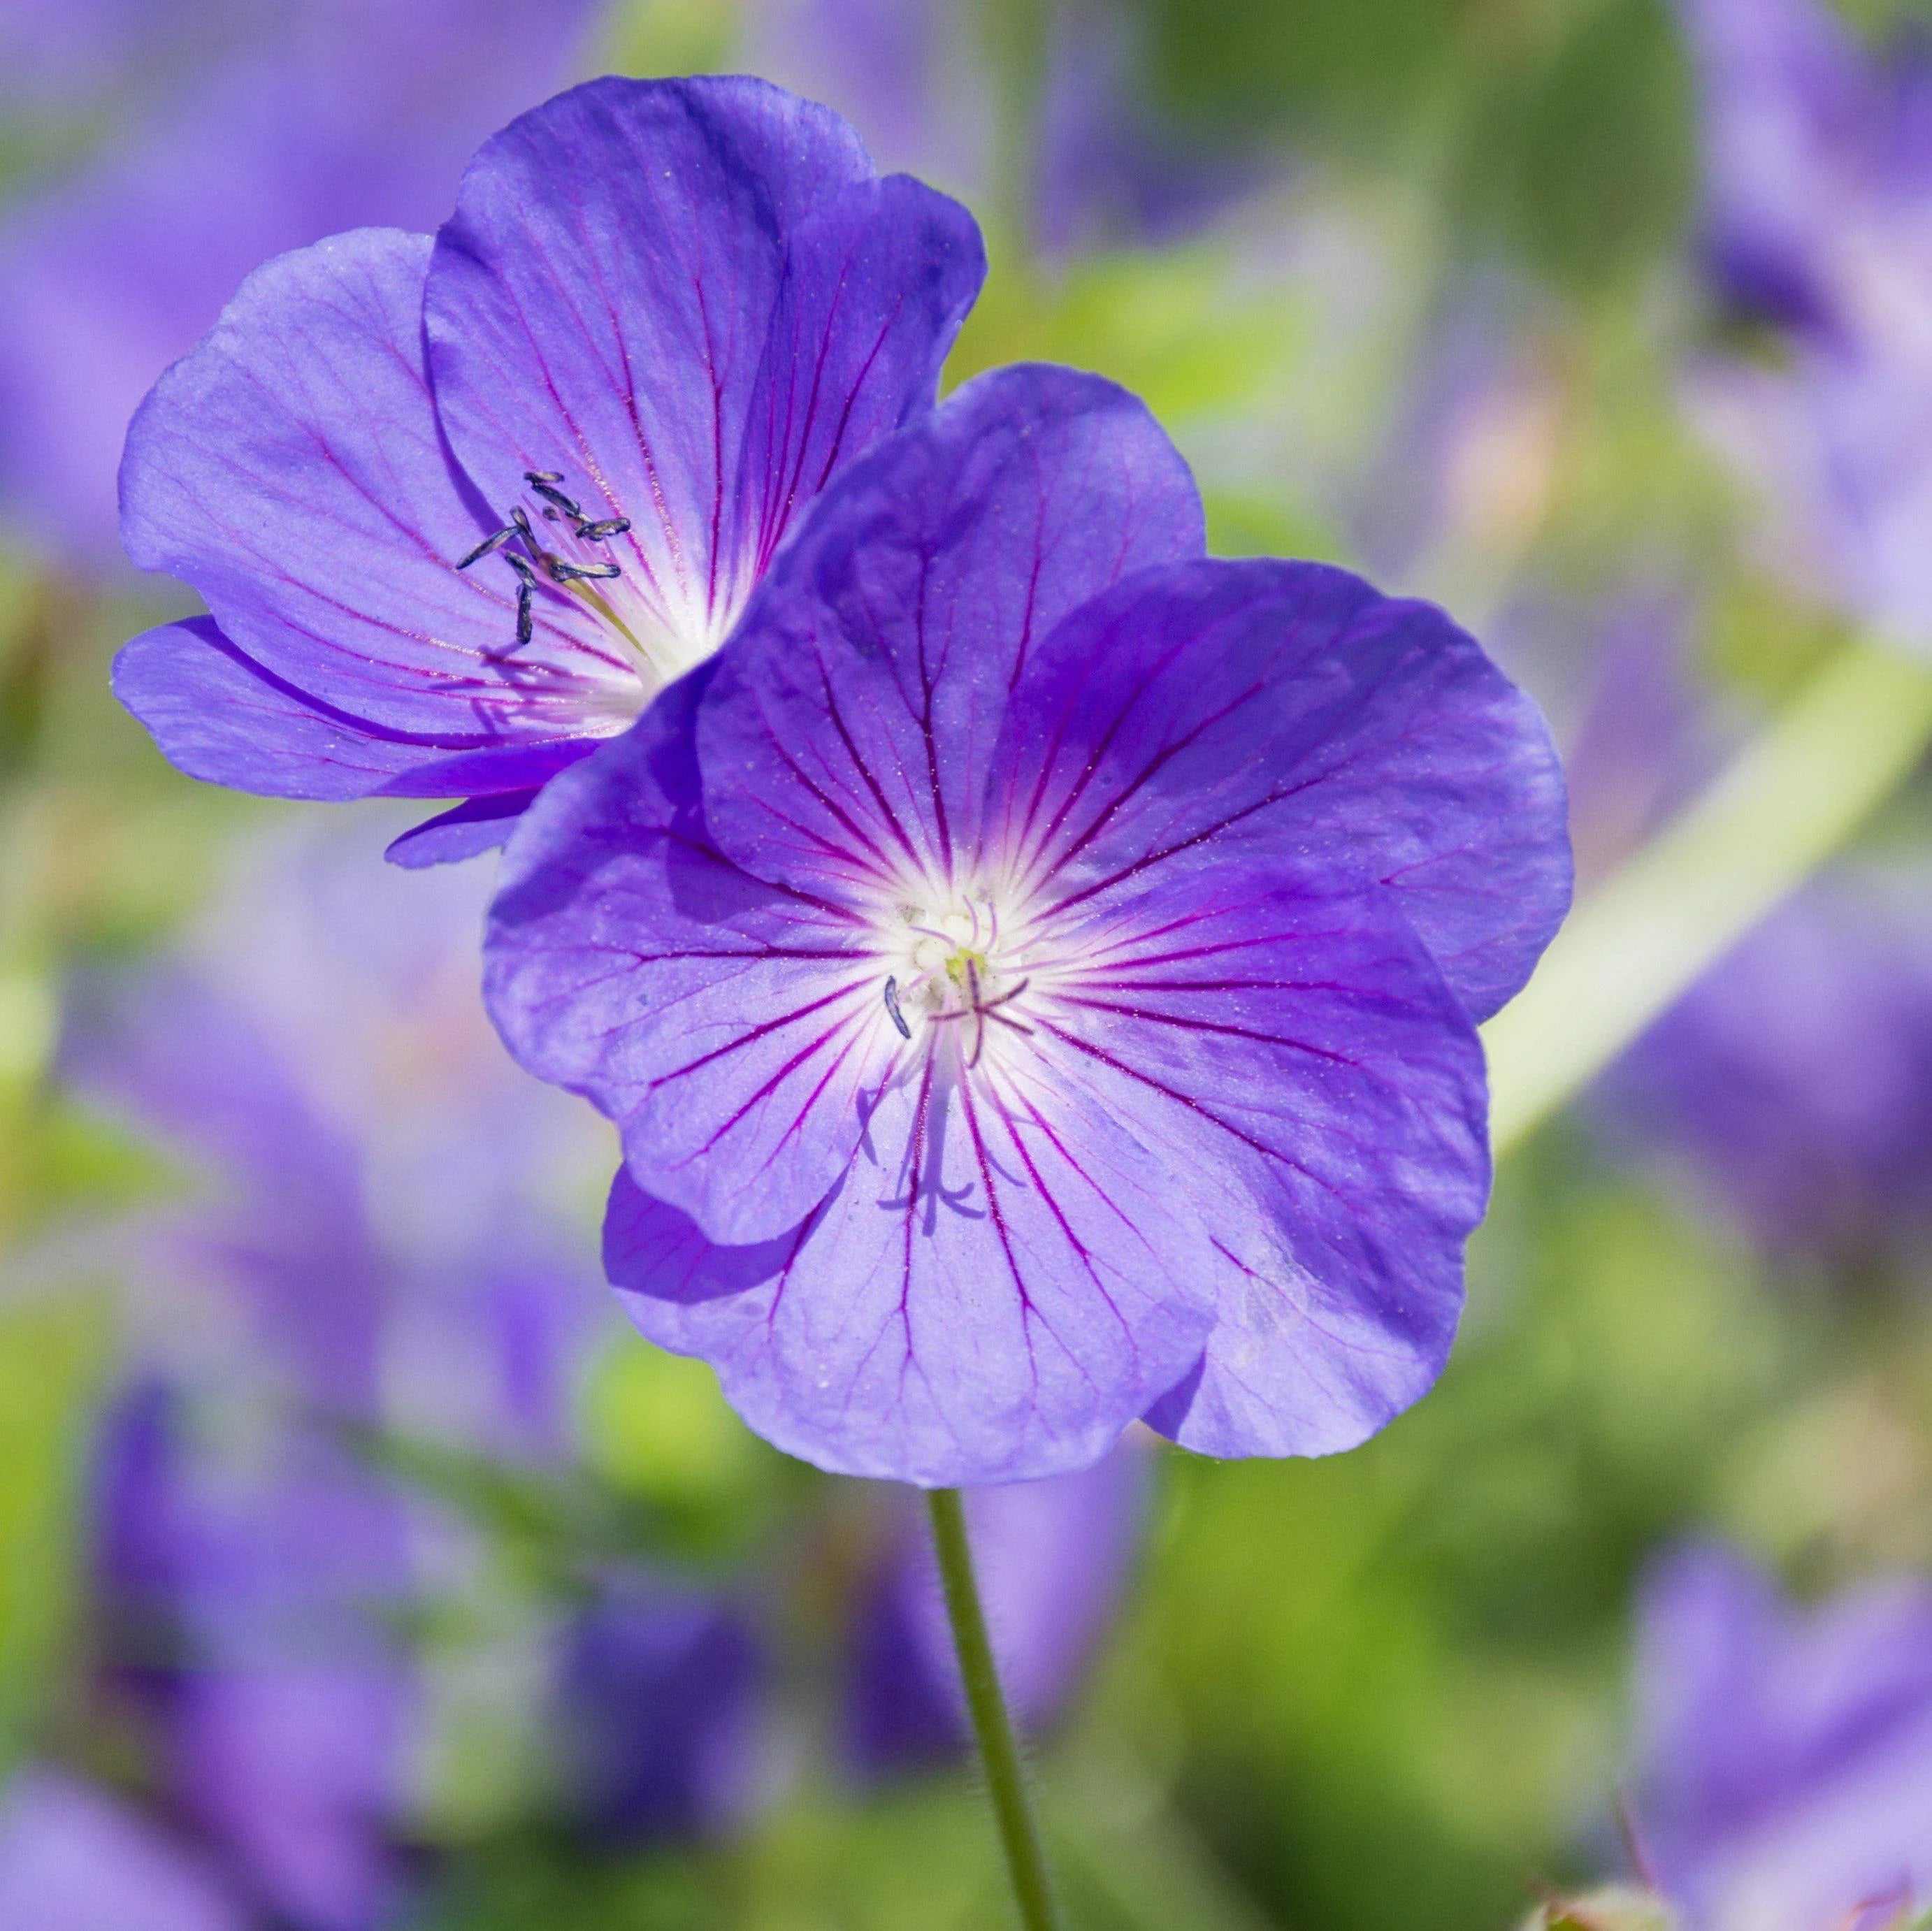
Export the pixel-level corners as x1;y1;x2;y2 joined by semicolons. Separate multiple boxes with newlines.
696;362;1207;895
986;556;1570;1022
487;674;890;1243
425;76;985;665
119;228;638;762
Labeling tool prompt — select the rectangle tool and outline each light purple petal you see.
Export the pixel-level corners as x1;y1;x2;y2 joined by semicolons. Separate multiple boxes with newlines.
1026;862;1486;1459
0;1770;246;1931
601;1063;1216;1484
696;361;1206;897
425;75;983;681
982;556;1570;1023
113;619;591;804
119;226;644;753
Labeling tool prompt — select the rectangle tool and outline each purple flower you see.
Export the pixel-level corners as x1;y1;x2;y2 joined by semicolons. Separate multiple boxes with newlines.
1678;0;1932;644
744;0;1250;256
0;0;604;570
110;75;985;867
45;818;630;1924
1604;867;1932;1261
0;1769;247;1931
1630;1545;1932;1931
484;363;1569;1485
556;1579;766;1842
844;1435;1150;1770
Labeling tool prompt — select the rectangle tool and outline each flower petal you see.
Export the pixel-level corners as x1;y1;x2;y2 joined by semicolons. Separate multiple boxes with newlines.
984;556;1571;1021
113;619;592;803
384;791;539;869
425;76;982;667
486;674;891;1243
1023;860;1488;1459
601;1046;1218;1484
696;362;1207;897
0;1770;247;1931
119;226;640;745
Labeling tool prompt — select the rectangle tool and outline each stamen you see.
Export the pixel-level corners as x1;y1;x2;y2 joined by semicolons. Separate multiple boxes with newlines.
455;523;517;570
548;559;623;584
506;552;538;586
510;505;539;549
524;469;565;484
883;976;911;1041
575;516;632;542
515;578;534;646
530;479;583;519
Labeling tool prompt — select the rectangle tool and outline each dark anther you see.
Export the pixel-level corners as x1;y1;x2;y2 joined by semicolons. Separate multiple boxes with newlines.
542;506;561;521
515;579;534;646
524;469;564;484
455;523;516;570
510;506;538;546
883;977;911;1041
506;551;538;586
530;480;583;519
575;516;632;542
548;558;622;584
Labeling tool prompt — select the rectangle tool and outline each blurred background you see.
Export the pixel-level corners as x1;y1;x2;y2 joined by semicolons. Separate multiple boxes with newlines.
5;1;1932;1926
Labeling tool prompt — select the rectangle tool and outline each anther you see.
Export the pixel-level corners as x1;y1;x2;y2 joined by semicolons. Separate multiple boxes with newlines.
530;479;582;519
524;469;564;484
547;558;622;584
515;579;534;646
455;524;517;570
575;516;632;542
510;506;538;547
506;551;538;586
884;976;911;1041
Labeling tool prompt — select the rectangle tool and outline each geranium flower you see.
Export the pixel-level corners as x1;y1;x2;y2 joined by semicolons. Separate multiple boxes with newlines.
484;363;1570;1486
113;76;986;867
1677;0;1932;646
1627;1545;1932;1931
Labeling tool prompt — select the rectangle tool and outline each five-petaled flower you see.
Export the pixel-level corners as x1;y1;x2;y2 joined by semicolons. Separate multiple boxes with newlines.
484;363;1571;1487
112;75;985;866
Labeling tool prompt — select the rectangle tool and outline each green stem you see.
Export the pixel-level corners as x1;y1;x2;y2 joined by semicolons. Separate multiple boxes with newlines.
1484;636;1932;1156
928;1487;1061;1931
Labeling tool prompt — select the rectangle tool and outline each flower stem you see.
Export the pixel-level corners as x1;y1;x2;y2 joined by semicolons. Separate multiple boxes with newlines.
927;1487;1061;1931
1484;635;1932;1155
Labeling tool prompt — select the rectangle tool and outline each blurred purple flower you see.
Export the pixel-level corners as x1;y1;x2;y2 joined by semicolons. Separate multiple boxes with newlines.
485;363;1567;1484
1630;1545;1932;1931
1606;867;1932;1263
27;818;638;1923
557;1579;765;1842
1678;0;1932;644
0;0;605;573
744;0;1253;254
0;1768;247;1931
110;76;984;868
844;1436;1150;1770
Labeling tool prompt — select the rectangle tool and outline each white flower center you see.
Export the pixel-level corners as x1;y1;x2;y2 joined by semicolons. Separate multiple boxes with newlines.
878;890;1036;1067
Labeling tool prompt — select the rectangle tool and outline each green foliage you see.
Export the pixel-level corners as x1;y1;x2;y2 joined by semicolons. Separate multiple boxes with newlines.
0;1288;111;1777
